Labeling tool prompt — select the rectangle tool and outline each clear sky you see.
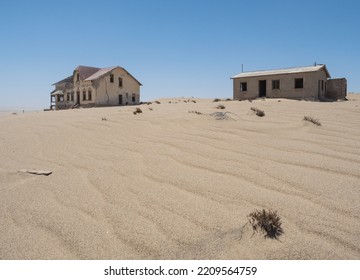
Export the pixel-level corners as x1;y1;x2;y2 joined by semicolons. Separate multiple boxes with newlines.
0;0;359;109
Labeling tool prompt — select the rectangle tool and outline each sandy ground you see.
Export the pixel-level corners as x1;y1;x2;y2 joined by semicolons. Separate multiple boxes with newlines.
0;95;359;260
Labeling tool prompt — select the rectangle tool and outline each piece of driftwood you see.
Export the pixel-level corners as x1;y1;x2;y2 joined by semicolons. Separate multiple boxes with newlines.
18;169;52;176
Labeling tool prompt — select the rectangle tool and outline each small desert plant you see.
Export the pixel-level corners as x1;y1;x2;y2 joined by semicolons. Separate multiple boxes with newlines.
213;98;221;102
248;209;283;239
303;116;321;126
192;100;196;103
225;98;232;101
251;107;265;117
133;108;142;115
188;110;203;115
149;107;153;111
216;104;225;109
101;117;107;121
154;100;161;104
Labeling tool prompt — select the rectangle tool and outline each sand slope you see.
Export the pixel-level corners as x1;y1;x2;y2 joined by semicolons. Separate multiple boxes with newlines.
0;95;359;259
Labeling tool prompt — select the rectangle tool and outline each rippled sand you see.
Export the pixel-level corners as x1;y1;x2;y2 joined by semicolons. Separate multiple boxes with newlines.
0;95;359;259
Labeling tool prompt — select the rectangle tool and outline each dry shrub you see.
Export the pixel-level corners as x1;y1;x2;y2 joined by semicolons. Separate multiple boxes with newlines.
248;209;283;239
251;107;265;117
133;107;142;115
225;98;232;101
188;110;203;115
303;116;321;126
216;104;225;109
149;107;153;111
154;100;161;104
213;98;221;102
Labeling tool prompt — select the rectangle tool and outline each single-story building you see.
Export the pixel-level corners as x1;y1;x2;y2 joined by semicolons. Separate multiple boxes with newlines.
231;64;347;101
50;65;142;109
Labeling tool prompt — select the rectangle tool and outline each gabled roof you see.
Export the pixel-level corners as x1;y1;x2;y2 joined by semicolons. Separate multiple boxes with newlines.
52;65;142;87
74;66;101;80
84;66;118;81
231;65;331;79
85;66;142;86
52;75;73;86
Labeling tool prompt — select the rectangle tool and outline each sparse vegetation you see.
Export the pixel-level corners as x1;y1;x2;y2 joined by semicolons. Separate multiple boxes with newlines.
303;116;321;126
133;108;142;115
248;209;283;239
225;98;232;101
216;104;225;109
188;110;203;115
101;117;107;121
149;107;153;111
213;98;221;102
251;107;265;117
154;100;161;104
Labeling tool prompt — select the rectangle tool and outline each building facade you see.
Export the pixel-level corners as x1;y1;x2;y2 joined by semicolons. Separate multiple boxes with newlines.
231;65;346;101
51;66;142;109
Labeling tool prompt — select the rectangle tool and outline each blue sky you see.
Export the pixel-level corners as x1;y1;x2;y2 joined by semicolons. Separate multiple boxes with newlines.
0;0;359;108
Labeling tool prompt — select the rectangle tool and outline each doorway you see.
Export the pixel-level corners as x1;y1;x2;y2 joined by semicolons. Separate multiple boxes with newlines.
119;94;123;105
259;80;266;97
76;91;80;105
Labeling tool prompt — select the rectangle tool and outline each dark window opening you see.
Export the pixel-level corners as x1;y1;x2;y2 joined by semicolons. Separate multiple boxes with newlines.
321;80;324;91
295;78;304;89
88;89;92;101
110;74;114;83
83;90;86;101
118;77;123;87
272;80;280;90
240;82;247;92
71;93;74;101
132;93;136;102
77;73;80;82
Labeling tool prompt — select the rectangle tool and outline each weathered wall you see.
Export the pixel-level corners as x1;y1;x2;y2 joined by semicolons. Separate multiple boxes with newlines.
233;69;328;100
326;78;347;100
94;68;140;106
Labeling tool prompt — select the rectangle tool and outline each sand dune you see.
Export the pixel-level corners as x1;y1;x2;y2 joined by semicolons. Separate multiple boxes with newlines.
0;95;359;259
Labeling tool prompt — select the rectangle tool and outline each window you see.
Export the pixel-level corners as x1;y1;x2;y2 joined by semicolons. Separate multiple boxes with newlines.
321;80;324;91
110;74;114;83
240;82;247;92
71;93;74;101
88;89;92;101
76;73;80;82
126;93;128;99
67;93;70;101
295;78;303;89
272;80;280;90
118;77;123;87
83;89;86;100
132;93;136;102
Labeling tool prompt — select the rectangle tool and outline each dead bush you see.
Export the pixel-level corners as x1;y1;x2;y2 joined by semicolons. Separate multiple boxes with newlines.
303;116;321;126
133;108;142;115
213;98;221;102
188;110;203;115
251;107;265;117
248;209;283;239
216;104;225;109
154;100;161;104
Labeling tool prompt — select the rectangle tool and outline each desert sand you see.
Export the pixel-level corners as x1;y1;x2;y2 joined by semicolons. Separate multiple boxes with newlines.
0;95;359;260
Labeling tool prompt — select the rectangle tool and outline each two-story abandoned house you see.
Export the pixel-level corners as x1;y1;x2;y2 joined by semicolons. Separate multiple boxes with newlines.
231;64;347;101
50;65;142;109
